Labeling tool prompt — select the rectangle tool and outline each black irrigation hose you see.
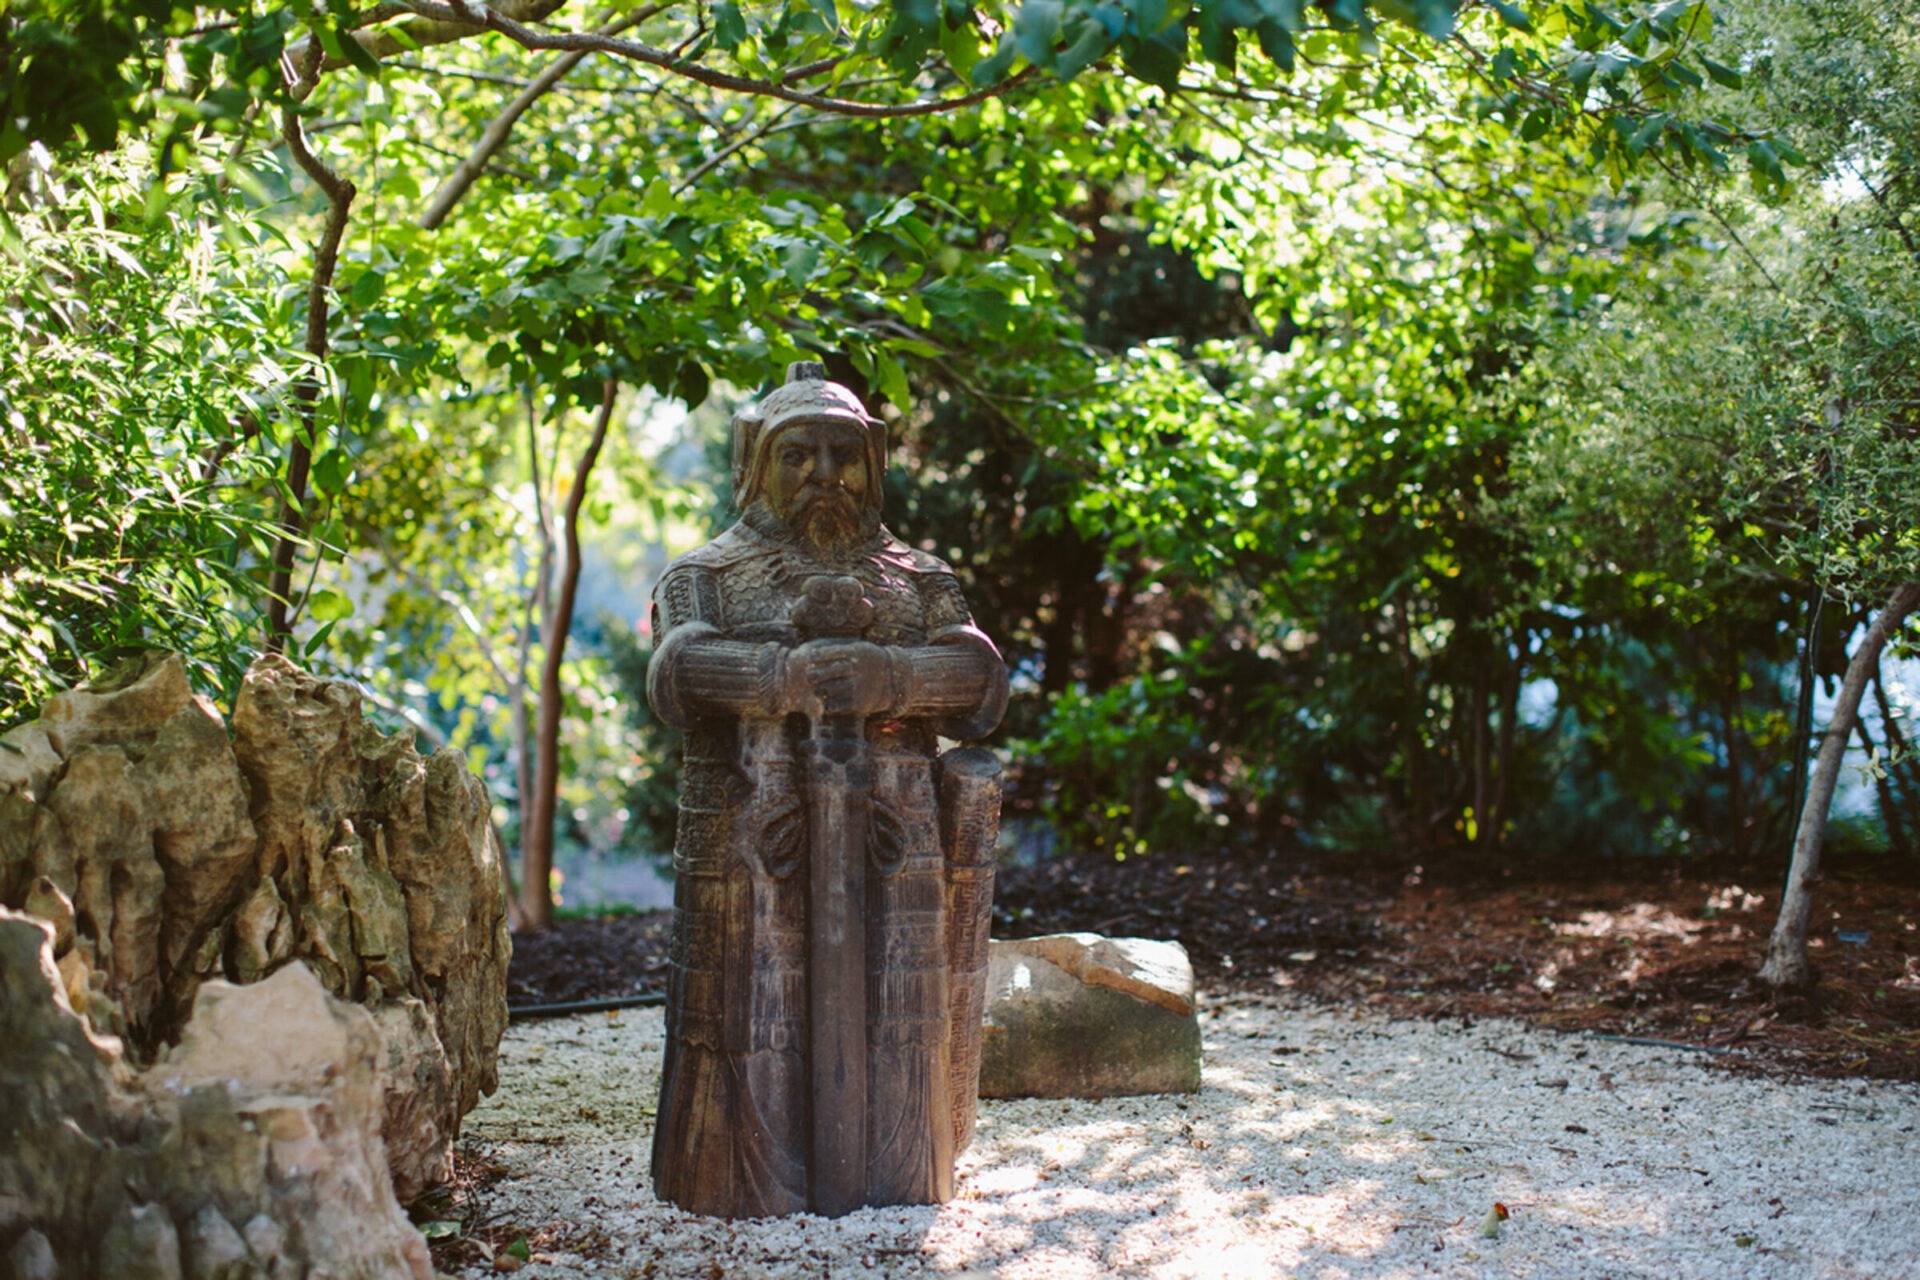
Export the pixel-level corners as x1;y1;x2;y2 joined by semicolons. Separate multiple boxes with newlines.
1578;1031;1733;1056
507;993;667;1022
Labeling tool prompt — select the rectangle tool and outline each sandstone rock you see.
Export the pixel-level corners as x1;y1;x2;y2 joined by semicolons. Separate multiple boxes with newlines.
37;650;193;757
22;876;73;955
231;654;510;1120
0;911;433;1280
369;998;458;1205
0;650;510;1208
979;933;1202;1099
0;720;59;802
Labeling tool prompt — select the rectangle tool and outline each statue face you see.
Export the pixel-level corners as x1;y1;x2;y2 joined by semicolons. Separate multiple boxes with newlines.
764;418;873;549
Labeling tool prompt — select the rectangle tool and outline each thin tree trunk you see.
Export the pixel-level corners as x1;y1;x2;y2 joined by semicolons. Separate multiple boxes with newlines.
1489;629;1522;848
1759;581;1920;991
266;108;356;649
1469;636;1490;846
517;379;617;933
1720;622;1748;859
1781;581;1825;861
513;388;553;885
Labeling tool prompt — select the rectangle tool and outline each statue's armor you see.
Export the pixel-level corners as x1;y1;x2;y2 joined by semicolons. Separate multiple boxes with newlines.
646;516;1007;1217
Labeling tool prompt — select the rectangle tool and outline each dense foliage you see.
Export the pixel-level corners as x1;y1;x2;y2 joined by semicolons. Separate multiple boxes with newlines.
4;0;1916;939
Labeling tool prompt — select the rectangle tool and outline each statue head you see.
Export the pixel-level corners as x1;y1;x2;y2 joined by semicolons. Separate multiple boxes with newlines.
732;362;886;550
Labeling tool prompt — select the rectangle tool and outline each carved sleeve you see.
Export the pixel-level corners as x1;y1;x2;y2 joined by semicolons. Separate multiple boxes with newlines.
646;564;789;729
884;572;1009;740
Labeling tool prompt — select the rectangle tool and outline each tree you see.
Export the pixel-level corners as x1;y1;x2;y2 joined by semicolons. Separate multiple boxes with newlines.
0;144;288;721
6;0;1802;932
1515;0;1920;988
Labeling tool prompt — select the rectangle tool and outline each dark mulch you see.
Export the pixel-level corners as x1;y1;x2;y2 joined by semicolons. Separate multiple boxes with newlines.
506;910;674;1008
505;851;1920;1083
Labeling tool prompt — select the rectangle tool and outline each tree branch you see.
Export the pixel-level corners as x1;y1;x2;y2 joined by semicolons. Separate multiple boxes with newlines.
418;6;659;228
672;102;805;194
519;378;617;931
287;0;574;96
395;0;1041;118
266;98;357;651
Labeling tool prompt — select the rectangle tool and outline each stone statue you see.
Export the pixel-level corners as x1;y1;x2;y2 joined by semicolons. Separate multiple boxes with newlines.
645;361;1009;1218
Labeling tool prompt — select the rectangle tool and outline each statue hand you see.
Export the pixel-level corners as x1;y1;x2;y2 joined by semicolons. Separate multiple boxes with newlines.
786;639;896;720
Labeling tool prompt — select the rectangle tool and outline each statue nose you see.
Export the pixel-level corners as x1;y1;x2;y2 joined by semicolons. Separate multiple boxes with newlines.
816;446;845;485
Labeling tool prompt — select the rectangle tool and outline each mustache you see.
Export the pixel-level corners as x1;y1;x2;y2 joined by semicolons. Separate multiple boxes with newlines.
795;484;861;509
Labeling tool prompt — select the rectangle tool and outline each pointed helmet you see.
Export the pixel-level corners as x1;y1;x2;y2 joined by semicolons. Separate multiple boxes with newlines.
731;361;887;512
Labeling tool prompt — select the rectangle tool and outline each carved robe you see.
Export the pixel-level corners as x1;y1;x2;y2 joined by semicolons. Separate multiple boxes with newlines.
646;513;1008;1217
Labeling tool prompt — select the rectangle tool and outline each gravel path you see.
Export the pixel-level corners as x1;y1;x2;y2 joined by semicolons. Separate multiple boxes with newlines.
455;994;1920;1279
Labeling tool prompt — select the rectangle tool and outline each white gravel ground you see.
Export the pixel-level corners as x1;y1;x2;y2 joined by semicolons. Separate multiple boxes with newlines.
454;994;1920;1279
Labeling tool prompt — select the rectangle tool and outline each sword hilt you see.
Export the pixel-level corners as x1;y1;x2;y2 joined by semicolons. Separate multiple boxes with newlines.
792;575;876;742
792;574;874;639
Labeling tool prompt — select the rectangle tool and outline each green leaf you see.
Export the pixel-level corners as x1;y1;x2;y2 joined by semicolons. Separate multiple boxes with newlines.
1747;138;1787;193
1014;0;1064;68
1699;53;1742;88
640;178;678;218
1130;0;1171;33
1626;112;1666;156
307;588;354;623
1056;13;1118;79
1196;11;1237;72
1123;23;1186;90
1488;0;1532;33
310;448;352;497
302;618;340;657
713;0;748;49
781;239;822;286
1256;0;1304;29
1663;59;1703;89
418;1222;463;1242
333;20;383;74
1254;17;1295;70
970;32;1020;85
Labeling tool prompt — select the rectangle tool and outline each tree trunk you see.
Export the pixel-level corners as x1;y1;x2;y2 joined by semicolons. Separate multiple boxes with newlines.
265;110;355;650
1719;622;1748;859
516;379;617;933
1489;629;1523;848
1468;636;1490;846
1759;581;1920;991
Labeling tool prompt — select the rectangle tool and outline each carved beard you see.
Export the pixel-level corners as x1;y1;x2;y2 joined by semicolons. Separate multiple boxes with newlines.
786;487;872;552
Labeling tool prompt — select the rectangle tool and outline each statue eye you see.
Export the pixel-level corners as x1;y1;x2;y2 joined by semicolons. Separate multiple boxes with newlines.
781;447;808;467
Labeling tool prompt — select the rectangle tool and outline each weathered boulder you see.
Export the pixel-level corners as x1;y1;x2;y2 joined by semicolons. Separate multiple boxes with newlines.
0;650;511;1204
0;910;432;1279
978;933;1202;1098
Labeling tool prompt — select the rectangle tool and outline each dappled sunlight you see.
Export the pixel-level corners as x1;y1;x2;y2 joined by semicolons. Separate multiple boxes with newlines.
1552;902;1702;942
455;1000;1920;1278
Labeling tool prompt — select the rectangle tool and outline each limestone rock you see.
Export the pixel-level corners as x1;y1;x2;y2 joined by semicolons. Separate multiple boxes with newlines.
978;933;1202;1098
230;653;510;1129
368;998;458;1205
0;720;59;802
0;911;431;1279
0;650;510;1208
